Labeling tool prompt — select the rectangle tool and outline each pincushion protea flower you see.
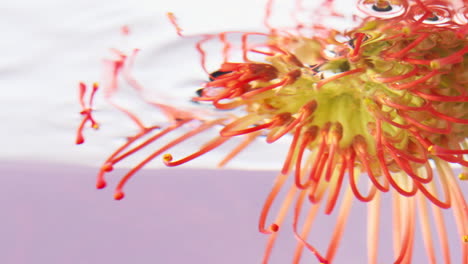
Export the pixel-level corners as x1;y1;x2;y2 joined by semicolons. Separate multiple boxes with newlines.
76;0;467;263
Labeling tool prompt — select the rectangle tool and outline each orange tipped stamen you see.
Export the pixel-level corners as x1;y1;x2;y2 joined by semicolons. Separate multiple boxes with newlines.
114;191;124;200
262;183;298;263
163;136;230;167
102;124;179;173
96;177;106;189
259;173;288;234
459;173;468;181
269;223;279;232
167;12;183;36
76;82;100;144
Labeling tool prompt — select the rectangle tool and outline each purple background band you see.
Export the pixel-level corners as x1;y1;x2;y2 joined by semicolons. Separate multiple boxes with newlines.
0;161;465;264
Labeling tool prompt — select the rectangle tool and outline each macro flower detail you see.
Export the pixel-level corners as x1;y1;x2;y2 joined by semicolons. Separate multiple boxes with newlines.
77;0;467;263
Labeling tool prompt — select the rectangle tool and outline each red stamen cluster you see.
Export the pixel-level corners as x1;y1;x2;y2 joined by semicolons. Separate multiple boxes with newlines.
76;82;99;144
76;0;467;263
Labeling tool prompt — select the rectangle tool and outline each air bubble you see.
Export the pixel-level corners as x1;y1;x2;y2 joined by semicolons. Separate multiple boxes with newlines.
453;6;468;25
425;15;440;22
208;70;231;81
357;0;407;19
323;44;340;58
372;3;392;12
412;5;452;25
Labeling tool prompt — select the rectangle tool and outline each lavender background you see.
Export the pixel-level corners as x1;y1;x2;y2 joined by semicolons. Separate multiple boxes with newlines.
0;161;350;264
1;161;466;264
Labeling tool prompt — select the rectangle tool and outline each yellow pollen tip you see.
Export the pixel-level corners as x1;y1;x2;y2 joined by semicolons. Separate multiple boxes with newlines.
101;163;113;172
92;123;100;129
459;173;468;181
163;154;173;162
427;145;434;154
270;223;279;232
114;192;124;200
463;235;468;242
430;61;440;70
402;27;411;35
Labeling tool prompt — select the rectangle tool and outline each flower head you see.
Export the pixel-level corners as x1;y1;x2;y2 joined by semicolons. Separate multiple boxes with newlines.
77;0;467;263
